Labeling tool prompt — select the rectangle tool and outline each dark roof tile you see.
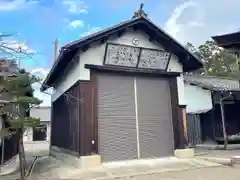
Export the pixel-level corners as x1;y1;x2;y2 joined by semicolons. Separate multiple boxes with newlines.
184;74;240;91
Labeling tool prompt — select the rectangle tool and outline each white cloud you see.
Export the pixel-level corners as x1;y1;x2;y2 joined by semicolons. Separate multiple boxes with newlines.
80;27;102;37
0;0;38;11
62;0;88;14
29;68;52;107
164;1;198;40
69;20;84;29
163;0;240;47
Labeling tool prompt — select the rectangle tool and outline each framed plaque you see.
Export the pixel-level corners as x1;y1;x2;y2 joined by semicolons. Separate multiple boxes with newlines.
138;49;171;70
104;43;140;67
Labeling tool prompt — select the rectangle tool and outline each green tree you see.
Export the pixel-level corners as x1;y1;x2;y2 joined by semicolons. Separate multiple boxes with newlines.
0;69;42;180
185;40;239;78
0;34;42;180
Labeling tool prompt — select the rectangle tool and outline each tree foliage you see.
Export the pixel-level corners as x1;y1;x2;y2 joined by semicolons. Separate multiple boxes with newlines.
185;40;239;78
0;34;42;180
0;69;42;180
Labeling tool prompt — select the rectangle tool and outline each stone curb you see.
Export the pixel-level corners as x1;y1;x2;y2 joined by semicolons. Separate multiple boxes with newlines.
83;159;221;180
94;165;222;180
197;157;233;166
196;144;240;150
231;156;240;164
30;159;223;180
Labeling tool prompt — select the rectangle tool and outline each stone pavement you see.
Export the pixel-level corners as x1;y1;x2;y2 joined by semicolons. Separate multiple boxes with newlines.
3;143;240;180
29;162;240;180
1;156;36;180
109;165;240;180
195;149;240;164
30;157;223;179
24;141;50;157
0;141;50;179
195;149;240;158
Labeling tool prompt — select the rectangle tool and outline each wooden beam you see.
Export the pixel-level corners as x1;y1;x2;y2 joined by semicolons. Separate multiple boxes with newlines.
133;25;137;31
210;92;216;140
179;105;188;145
82;45;89;52
117;30;125;37
90;70;99;154
220;95;228;149
169;77;186;149
100;38;107;44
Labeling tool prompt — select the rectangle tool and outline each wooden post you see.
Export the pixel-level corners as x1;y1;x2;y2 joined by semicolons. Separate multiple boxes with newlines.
211;92;216;140
220;97;228;149
179;105;188;145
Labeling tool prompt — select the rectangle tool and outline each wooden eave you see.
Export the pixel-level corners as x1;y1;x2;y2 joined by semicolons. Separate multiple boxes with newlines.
85;64;181;77
212;31;240;49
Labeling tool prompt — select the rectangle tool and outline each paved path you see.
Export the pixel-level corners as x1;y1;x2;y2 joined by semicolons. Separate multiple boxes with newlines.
27;165;240;180
0;141;50;179
29;157;223;179
195;149;240;158
113;165;240;180
1;156;35;180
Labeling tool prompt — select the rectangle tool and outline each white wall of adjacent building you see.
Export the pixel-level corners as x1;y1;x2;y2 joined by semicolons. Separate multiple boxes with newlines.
52;28;187;105
23;122;51;142
24;107;51;143
184;83;213;114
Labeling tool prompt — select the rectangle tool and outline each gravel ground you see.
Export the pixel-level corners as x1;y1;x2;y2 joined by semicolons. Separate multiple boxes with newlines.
113;165;240;180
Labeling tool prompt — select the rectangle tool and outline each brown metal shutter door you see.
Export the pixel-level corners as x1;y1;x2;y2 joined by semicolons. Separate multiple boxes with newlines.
136;77;174;158
97;73;138;162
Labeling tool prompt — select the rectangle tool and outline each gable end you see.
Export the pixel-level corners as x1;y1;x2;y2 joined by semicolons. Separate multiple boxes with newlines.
41;17;203;91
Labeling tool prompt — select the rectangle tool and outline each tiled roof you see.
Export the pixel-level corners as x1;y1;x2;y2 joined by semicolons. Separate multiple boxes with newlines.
183;74;240;91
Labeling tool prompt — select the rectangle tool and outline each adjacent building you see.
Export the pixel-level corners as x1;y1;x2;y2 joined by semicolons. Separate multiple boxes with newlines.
0;59;19;173
184;74;240;145
212;31;240;53
183;31;240;146
24;106;51;142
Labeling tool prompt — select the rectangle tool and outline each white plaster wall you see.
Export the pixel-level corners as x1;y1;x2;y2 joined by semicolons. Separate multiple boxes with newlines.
78;29;183;81
177;75;186;105
52;61;80;101
184;83;213;114
52;29;186;104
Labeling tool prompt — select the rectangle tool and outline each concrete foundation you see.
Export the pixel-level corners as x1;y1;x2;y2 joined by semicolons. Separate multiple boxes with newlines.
50;146;101;169
174;148;195;159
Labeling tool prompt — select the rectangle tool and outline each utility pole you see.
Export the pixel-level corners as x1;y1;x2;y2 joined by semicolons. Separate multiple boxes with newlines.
0;119;5;173
53;39;58;63
49;39;58;155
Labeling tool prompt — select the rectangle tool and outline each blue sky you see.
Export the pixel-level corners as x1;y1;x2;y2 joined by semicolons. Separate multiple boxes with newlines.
0;0;175;70
1;0;240;106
